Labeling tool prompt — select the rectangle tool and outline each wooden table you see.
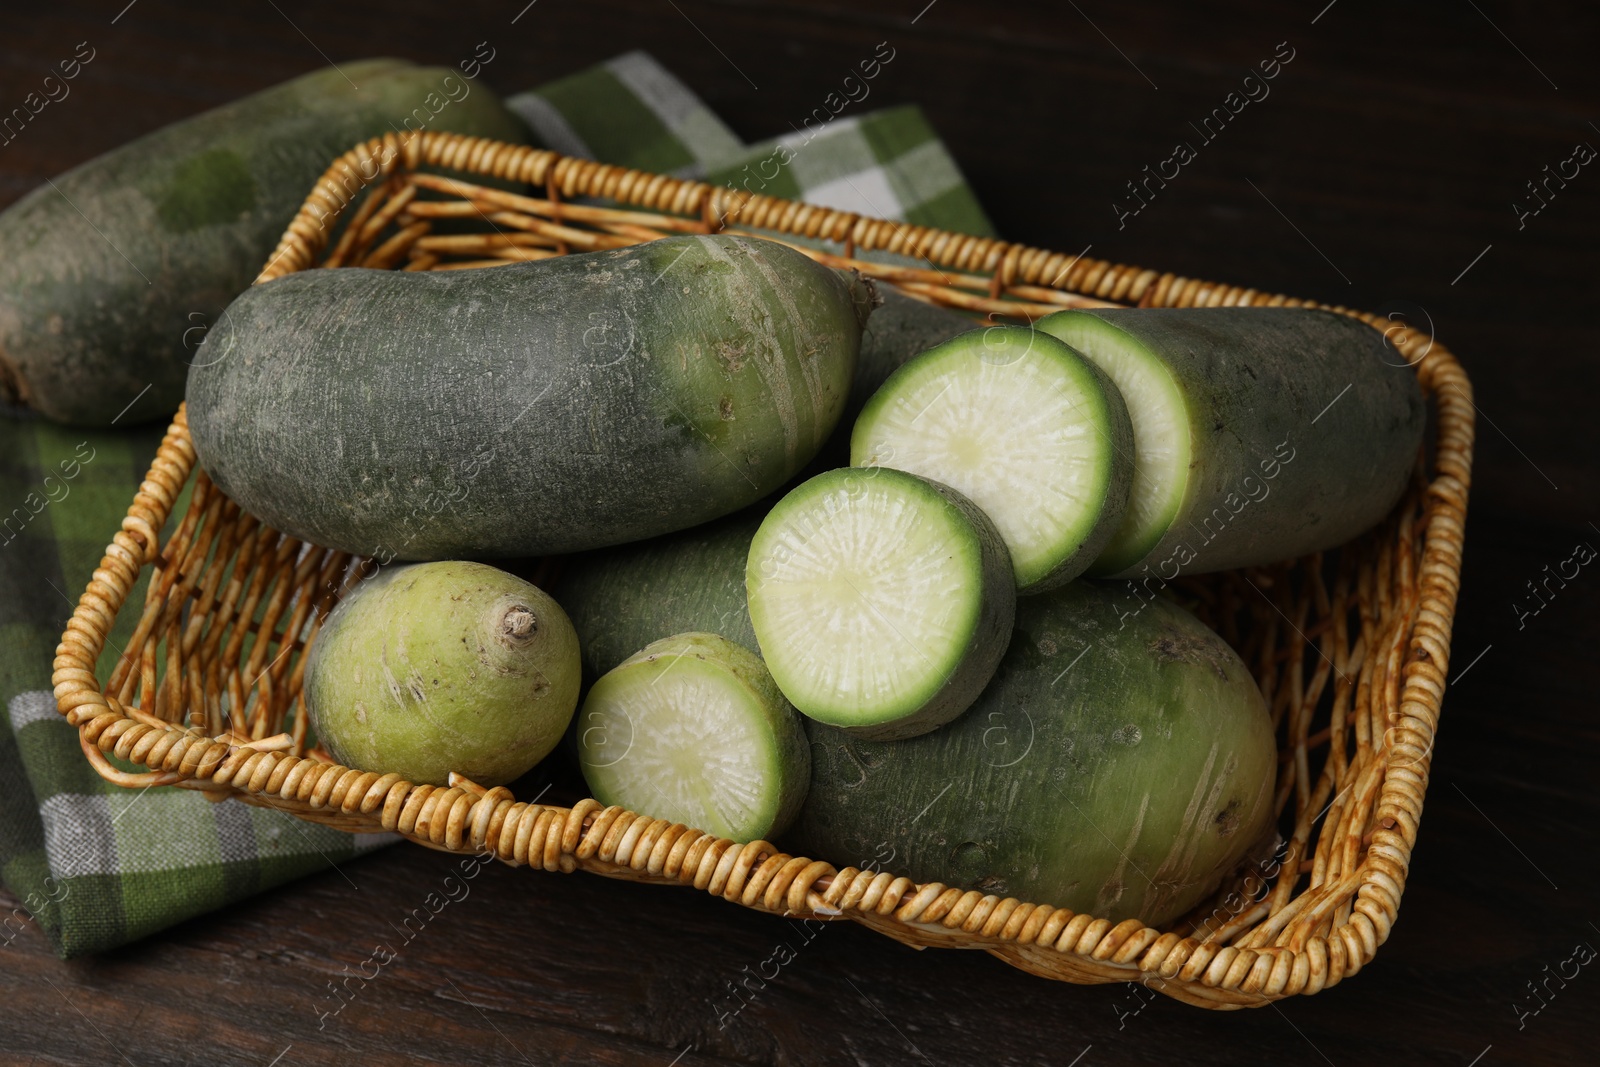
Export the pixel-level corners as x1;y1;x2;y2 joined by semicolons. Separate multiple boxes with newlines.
3;2;1595;1063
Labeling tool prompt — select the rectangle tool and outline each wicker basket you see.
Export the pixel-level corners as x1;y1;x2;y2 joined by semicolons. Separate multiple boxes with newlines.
50;130;1473;1010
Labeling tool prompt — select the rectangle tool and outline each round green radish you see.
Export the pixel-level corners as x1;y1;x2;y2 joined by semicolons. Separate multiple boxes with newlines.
1035;308;1425;578
793;580;1277;927
188;234;875;560
0;60;530;426
578;632;809;841
746;467;1015;740
304;561;581;787
851;324;1134;593
556;509;764;681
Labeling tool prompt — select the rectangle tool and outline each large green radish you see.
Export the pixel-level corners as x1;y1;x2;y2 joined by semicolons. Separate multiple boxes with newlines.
555;509;764;681
793;581;1277;927
187;235;876;560
578;632;810;842
851;325;1134;593
746;467;1015;741
0;60;530;426
304;561;581;787
1035;308;1425;578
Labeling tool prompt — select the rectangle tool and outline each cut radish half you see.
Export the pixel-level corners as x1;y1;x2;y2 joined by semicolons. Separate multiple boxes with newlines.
1037;307;1426;580
1035;312;1191;576
745;466;1015;740
850;324;1134;592
576;632;809;842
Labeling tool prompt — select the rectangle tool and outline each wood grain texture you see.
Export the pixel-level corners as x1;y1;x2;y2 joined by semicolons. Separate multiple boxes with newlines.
2;0;1597;1063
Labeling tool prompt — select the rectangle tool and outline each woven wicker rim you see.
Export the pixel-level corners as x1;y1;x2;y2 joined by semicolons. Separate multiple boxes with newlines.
49;131;1473;1010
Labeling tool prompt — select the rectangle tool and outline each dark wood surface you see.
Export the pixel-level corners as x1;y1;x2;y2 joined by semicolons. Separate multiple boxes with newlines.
3;1;1597;1064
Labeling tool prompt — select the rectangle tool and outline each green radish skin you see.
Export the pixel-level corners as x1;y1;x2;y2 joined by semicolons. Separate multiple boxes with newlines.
851;325;1134;593
187;235;876;560
304;561;581;787
556;509;764;681
1035;308;1425;579
0;60;530;426
577;632;810;842
793;581;1277;927
746;467;1015;741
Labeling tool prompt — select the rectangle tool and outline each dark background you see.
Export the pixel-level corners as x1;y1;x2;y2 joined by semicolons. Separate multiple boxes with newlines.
2;1;1596;1064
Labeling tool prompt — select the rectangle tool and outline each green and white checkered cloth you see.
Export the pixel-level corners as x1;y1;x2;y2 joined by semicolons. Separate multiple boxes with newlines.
0;422;395;957
0;52;991;957
507;50;993;234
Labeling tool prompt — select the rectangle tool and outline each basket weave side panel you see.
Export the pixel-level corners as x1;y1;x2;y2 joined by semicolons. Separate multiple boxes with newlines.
51;132;1472;1010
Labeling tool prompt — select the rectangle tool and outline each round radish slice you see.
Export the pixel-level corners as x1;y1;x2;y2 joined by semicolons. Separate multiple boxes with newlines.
850;324;1134;592
1035;312;1192;576
576;632;809;842
745;467;1015;740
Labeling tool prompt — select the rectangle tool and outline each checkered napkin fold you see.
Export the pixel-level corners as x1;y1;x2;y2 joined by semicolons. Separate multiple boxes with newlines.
0;51;992;957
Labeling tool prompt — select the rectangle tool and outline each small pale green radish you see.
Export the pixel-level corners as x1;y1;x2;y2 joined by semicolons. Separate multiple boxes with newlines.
304;561;581;786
